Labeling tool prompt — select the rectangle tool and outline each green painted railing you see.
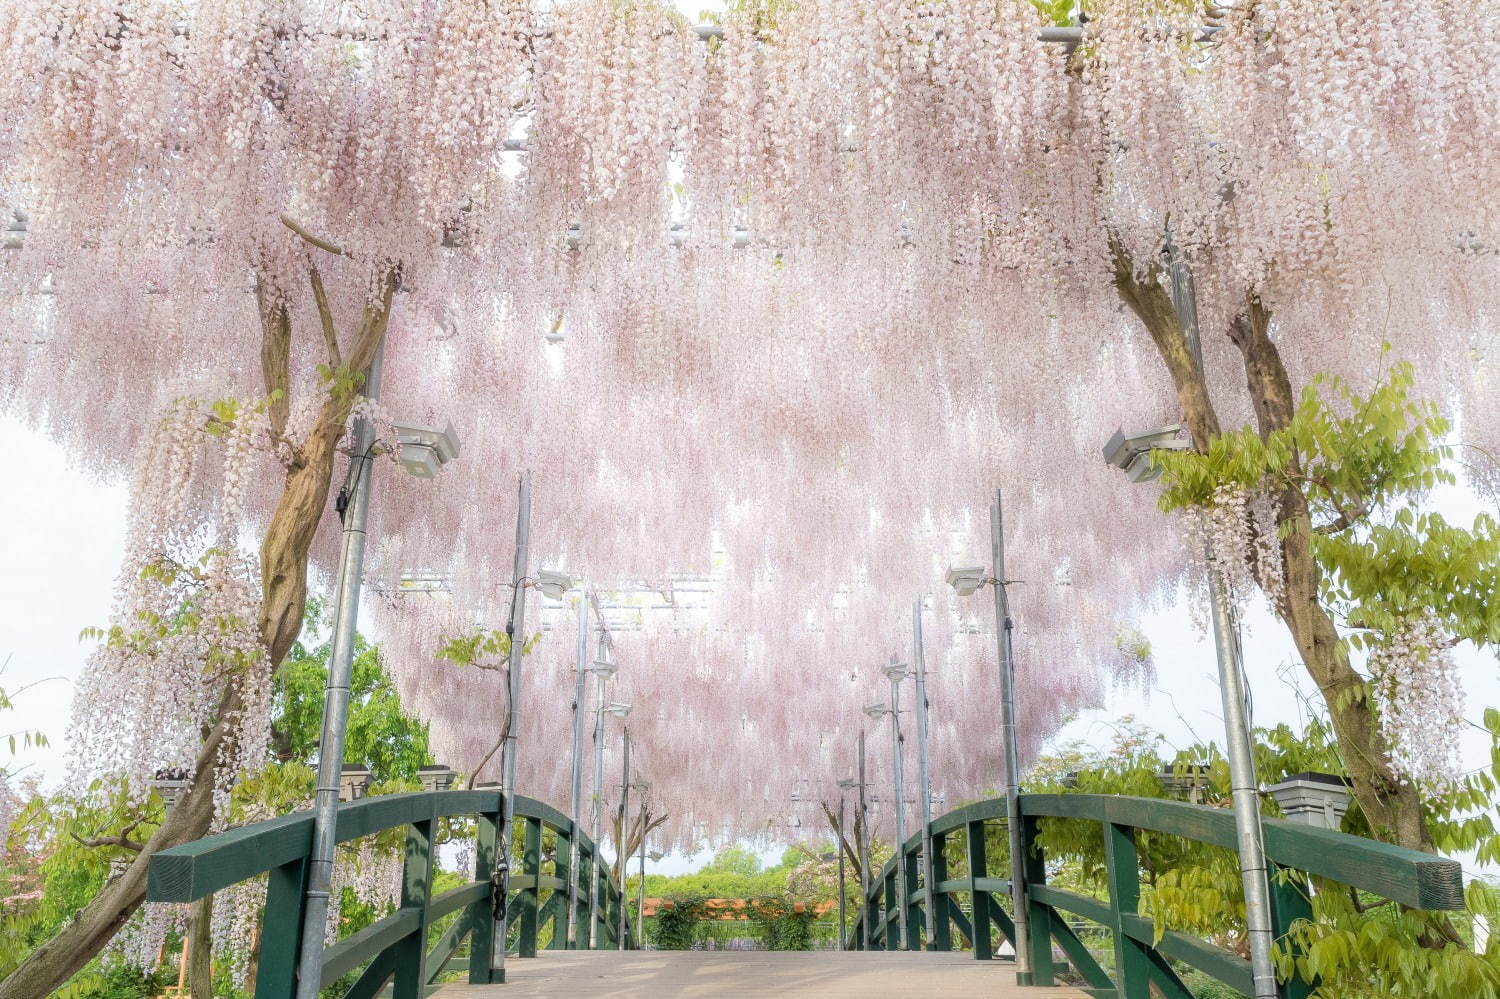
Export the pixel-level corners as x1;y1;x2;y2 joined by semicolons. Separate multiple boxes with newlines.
147;789;634;999
848;793;1464;998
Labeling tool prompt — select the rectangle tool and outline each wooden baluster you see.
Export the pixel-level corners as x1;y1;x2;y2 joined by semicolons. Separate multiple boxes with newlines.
967;819;993;961
930;830;952;952
468;803;501;984
391;819;435;999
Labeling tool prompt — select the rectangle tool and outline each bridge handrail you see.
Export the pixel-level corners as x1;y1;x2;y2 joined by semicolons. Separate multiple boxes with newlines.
850;791;1463;996
146;789;634;999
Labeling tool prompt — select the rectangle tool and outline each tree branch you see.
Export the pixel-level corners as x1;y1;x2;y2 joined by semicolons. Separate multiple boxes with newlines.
254;273;292;441
308;265;341;368
280;215;346;257
70;816;148;854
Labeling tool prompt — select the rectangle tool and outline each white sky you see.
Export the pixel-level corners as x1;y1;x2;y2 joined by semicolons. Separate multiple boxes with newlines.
3;414;1496;878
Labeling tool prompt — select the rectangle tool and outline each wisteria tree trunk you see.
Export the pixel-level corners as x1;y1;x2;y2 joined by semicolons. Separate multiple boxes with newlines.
1113;253;1431;853
0;261;398;999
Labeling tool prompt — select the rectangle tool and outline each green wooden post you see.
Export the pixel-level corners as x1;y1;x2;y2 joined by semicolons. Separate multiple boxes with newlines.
392;819;435;999
517;816;543;957
967;819;993;961
468;807;500;984
1270;864;1315;999
254;855;309;999
883;868;900;950
864;866;882;951
904;843;922;949
1021;815;1056;985
578;846;595;949
552;825;572;950
930;830;952;951
1104;822;1151;999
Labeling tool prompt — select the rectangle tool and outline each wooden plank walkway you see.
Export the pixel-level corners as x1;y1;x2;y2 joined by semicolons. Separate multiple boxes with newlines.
434;951;1090;997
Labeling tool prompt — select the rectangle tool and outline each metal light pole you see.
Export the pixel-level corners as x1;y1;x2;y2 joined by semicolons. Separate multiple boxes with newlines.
618;728;631;949
991;491;1031;981
836;792;848;951
1165;240;1277;999
857;730;874;951
637;799;648;946
566;585;590;948
295;345;384;999
888;668;909;951
912;598;936;950
589;669;611;948
492;474;533;980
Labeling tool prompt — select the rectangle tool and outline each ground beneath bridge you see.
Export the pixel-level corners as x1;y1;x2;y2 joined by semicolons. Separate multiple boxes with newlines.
435;951;1090;997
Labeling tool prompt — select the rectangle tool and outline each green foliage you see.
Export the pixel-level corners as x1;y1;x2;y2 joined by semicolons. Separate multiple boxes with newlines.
272;609;433;784
1156;357;1500;651
744;896;817;950
68;962;166;999
654;894;708;949
1023;713;1500;997
435;628;541;673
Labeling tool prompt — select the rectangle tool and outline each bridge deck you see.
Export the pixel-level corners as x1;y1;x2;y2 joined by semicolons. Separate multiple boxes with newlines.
435;951;1090;997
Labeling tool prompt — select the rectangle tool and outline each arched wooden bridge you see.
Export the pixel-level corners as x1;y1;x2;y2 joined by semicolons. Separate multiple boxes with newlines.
147;789;1464;998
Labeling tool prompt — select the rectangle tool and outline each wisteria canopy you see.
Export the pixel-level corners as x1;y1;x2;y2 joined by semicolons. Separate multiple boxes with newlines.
0;0;1496;848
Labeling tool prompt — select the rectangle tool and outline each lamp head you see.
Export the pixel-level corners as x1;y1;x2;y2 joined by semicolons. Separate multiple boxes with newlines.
590;659;618;679
883;662;909;682
1102;425;1189;483
398;571;450;593
945;566;988;597
863;702;888;719
648;850;665;862
537;569;576;600
391;420;460;478
836;778;857;791
605;702;632;717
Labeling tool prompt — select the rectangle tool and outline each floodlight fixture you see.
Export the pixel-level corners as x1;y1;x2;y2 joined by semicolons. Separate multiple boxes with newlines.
883;662;910;682
391;420;460;479
864;702;889;719
648;850;665;862
604;702;632;717
1102;424;1189;483
537;569;576;600
589;658;618;678
399;571;451;593
631;779;651;793
945;566;990;597
837;778;857;791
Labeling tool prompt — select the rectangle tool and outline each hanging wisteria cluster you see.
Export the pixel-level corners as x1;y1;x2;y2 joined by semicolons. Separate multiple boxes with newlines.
1;0;1497;846
1367;613;1467;787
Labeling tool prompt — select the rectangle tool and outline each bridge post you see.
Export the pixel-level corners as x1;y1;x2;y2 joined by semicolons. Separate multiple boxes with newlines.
1020;815;1055;984
1104;822;1152;999
930;830;952;951
903;843;922;948
391;819;435;999
551;823;572;950
966;819;992;961
467;805;501;984
883;868;900;949
517;815;543;956
1269;863;1314;999
254;855;310;999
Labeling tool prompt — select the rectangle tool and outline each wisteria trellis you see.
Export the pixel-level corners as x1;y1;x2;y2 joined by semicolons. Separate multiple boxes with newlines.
1;0;1497;854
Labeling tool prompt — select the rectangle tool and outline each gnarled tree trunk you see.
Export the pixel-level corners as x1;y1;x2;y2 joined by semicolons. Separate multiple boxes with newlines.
1114;252;1431;853
0;264;399;999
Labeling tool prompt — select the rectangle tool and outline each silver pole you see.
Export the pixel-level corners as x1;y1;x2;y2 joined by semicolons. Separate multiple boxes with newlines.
493;474;533;977
566;585;589;948
991;492;1031;980
637;800;648;947
837;794;847;951
1165;239;1277;999
889;670;909;951
618;728;631;950
295;344;384;999
858;730;873;951
589;671;608;948
1208;565;1278;999
913;599;937;949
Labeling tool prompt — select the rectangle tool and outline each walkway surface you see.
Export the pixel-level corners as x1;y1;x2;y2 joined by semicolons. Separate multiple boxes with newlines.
434;951;1090;997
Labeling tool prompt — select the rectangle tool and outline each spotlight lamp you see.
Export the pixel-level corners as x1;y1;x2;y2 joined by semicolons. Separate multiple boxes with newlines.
883;662;910;682
398;571;451;593
390;420;460;478
864;702;889;720
1101;424;1188;483
836;778;857;791
537;569;577;600
605;702;632;717
648;850;665;863
945;567;991;597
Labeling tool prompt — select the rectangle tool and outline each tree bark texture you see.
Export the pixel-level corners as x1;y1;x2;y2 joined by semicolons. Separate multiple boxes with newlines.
0;267;399;999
